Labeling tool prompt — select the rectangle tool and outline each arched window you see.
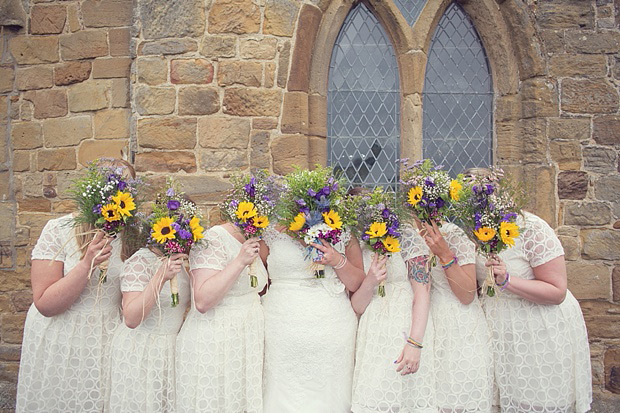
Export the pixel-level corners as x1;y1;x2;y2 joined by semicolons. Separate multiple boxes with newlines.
394;0;426;26
423;3;493;176
328;3;400;188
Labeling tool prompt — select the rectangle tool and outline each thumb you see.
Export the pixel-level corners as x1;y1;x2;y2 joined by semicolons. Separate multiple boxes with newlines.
395;348;404;364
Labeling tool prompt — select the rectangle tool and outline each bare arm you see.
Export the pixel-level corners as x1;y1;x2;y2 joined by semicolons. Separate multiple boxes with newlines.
311;236;366;292
351;253;387;315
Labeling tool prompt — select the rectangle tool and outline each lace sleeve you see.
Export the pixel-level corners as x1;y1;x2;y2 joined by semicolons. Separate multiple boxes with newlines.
31;217;67;262
445;224;476;266
121;249;158;292
261;226;278;249
522;213;564;267
189;227;228;271
400;224;429;261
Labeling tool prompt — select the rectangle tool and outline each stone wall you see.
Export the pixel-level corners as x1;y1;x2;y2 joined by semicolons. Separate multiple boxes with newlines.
0;0;618;410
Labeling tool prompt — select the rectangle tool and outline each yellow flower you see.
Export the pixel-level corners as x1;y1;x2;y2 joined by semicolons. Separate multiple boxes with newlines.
449;180;462;201
474;227;496;242
111;191;136;217
500;221;519;247
152;216;176;244
289;213;306;231
101;204;120;222
253;216;269;228
189;216;204;242
235;201;257;222
383;236;401;253
322;210;342;230
408;186;423;206
366;222;387;238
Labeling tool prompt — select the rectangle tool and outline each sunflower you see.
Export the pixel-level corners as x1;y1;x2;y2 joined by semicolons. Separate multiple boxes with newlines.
235;201;258;222
449;180;462;201
152;216;177;244
366;222;387;238
101;203;121;222
383;236;401;253
500;221;519;246
289;213;306;232
253;216;269;228
408;186;423;206
474;227;496;242
189;216;204;242
111;191;136;217
322;210;342;230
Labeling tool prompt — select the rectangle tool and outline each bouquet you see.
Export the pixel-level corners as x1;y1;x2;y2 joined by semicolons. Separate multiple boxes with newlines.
221;170;283;287
278;166;353;278
146;179;205;306
70;159;141;282
352;188;402;297
452;168;523;297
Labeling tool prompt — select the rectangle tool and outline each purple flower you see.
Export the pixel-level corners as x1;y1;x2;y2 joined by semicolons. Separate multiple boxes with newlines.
484;184;494;195
472;185;480;195
117;181;127;191
92;204;102;214
167;200;181;211
295;199;307;207
244;182;256;197
316;195;330;211
178;229;192;240
307;189;317;197
424;177;435;187
381;208;391;219
319;186;331;197
361;234;370;241
474;212;482;230
435;198;445;209
230;199;239;209
300;206;310;214
171;222;181;232
433;164;444;170
501;212;517;222
387;226;400;237
166;188;175;197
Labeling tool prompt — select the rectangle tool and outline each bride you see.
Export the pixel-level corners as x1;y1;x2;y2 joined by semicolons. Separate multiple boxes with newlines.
262;168;365;412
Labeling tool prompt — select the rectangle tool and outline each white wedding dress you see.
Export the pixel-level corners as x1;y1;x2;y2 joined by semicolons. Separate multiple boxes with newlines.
262;227;358;413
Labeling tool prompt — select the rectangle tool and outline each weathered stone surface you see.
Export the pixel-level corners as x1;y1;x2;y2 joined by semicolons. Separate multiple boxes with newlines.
277;41;291;88
240;38;278;59
9;36;59;65
67;81;109;112
516;118;547;163
208;0;260;34
111;78;130;108
250;131;270;169
594;175;620;204
30;5;66;34
137;57;168;85
174;175;231;203
1;314;27;344
199;35;236;59
558;234;580;261
178;87;220;115
264;0;300;37
140;0;205;39
16;66;53;91
198;116;250;149
252;117;278;130
549;54;607;78
614;266;620;302
67;3;80;32
550;141;581;170
547;118;590;141
281;92;308;134
272;134;308;174
223;88;282;116
11;290;32;312
540;29;565;54
54;61;92;86
566;261;611;300
564;201;612;226
92;58;132;79
18;198;51;213
309;135;326;165
140;39;198;55
78;139;127;166
37;148;76;171
134;86;175;115
170;59;214;84
109;28;131;57
537;1;594;30
33;89;67;119
43;116;91;147
200;150;248;171
558;171;588;200
138;118;197;150
60;31;109;61
593;115;620;146
265;62;276;88
561;79;619;114
288;5;321;91
582;229;620;260
136;151;197;173
605;348;620;393
566;31;620;54
13;151;31;172
11;122;42;150
217;61;261;87
583;146;617;173
0;66;13;93
520;77;558;118
94;109;130;139
82;0;132;27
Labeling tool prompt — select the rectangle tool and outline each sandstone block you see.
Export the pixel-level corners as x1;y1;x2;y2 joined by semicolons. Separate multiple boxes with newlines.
67;81;109;112
33;89;67;119
250;131;270;169
516;118;547;164
277;41;291;88
198;117;250;149
613;266;620;302
549;54;607;78
566;261;610;300
176;175;231;203
561;79;619;114
594;175;620;203
558;171;588;200
139;39;198;55
0;66;13;93
240;38;278;59
564;201;611;226
138;118;196;150
309;135;327;166
110;78;130;108
583;146;617;173
43;116;92;147
566;31;620;54
0;96;7;123
178;87;220;115
109;28;131;57
13;151;31;172
11;290;32;312
537;1;594;30
67;3;80;32
82;0;132;28
18;198;52;213
252;117;278;130
217;61;261;87
264;0;300;36
137;57;168;85
604;348;620;393
11;122;42;150
558;235;580;261
308;94;327;137
54;61;92;86
78;139;127;166
1;314;27;344
593;115;620;146
208;0;260;34
140;0;205;39
200;150;248;171
265;62;276;88
94;109;130;139
30;5;66;34
37;148;76;171
60;31;109;61
92;58;132;79
540;29;565;54
134;86;175;115
287;5;321;91
199;35;236;59
582;229;620;260
223;88;282;116
170;59;214;84
281;91;308;134
16;66;53;91
547;118;590;141
550;141;581;170
272;134;308;174
136;151;197;173
9;36;59;65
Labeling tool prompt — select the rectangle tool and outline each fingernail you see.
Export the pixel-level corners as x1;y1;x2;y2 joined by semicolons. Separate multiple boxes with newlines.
393;360;397;363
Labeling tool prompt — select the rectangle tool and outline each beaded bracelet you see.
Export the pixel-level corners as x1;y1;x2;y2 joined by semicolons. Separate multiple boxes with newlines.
440;256;458;270
406;337;423;349
333;253;347;270
496;272;510;291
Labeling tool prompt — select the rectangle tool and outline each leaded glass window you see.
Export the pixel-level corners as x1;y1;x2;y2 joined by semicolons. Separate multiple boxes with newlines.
394;0;426;26
328;4;400;188
423;3;493;177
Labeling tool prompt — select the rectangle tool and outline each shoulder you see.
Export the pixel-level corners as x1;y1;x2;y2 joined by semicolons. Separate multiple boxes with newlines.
521;211;556;237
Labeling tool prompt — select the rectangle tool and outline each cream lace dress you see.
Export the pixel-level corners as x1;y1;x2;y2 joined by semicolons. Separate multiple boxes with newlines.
481;212;592;413
352;225;437;413
107;247;190;413
262;227;358;412
176;225;267;412
16;215;123;413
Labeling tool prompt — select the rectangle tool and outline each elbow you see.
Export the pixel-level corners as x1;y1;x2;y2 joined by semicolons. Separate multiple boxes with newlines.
550;288;567;305
124;317;140;329
195;300;213;314
33;300;60;318
458;291;475;306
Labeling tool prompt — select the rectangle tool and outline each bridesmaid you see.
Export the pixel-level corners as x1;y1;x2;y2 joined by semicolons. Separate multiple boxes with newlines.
351;224;436;412
175;224;265;412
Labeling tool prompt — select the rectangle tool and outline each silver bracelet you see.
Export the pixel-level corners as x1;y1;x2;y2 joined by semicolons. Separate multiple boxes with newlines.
333;253;347;270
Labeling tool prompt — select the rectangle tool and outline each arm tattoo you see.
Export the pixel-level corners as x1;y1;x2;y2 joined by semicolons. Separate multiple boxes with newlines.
407;256;430;284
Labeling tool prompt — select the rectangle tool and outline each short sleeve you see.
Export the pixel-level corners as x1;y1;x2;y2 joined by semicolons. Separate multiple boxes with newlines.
522;213;564;267
444;224;476;266
189;227;227;271
400;224;430;261
31;217;68;262
121;248;157;292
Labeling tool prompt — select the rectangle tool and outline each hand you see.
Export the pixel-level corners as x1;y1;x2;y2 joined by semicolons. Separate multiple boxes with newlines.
420;222;452;263
366;253;387;287
237;237;261;266
486;253;508;285
157;253;186;281
395;344;421;376
309;239;342;267
83;231;113;267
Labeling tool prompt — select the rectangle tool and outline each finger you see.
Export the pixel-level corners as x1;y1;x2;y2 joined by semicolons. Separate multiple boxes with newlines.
320;239;331;248
310;243;327;253
92;231;105;243
394;349;404;364
431;220;440;234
